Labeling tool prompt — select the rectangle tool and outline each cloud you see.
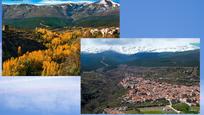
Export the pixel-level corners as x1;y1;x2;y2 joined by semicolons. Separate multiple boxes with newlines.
0;77;80;115
82;38;200;46
2;0;95;5
36;0;94;5
2;0;120;5
81;38;200;54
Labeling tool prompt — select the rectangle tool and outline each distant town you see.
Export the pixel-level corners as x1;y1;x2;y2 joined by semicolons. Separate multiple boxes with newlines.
120;77;199;105
82;66;200;114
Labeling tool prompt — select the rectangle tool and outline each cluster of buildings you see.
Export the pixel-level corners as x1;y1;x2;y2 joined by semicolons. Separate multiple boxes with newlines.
90;27;119;37
120;77;199;106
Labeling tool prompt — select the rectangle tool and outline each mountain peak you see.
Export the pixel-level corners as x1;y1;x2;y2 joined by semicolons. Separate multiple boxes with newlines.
95;0;119;7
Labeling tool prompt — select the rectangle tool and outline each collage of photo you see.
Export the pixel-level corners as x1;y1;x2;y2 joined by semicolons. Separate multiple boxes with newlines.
0;0;201;115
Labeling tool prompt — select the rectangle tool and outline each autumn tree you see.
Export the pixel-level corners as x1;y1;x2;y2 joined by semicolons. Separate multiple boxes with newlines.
17;46;22;56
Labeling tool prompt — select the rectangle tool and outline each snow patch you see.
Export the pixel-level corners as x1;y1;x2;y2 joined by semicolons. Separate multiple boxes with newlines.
81;38;200;54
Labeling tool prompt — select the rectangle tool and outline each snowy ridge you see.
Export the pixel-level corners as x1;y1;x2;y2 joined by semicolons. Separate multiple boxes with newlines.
95;0;120;7
3;1;94;5
81;39;200;55
82;45;199;54
35;1;94;6
3;0;119;6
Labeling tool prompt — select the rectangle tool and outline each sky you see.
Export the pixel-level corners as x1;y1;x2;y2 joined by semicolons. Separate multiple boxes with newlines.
2;0;120;5
121;0;203;38
81;38;200;54
0;77;80;115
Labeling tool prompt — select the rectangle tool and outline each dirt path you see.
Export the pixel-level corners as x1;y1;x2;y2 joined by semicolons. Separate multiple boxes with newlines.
100;57;109;67
166;99;181;114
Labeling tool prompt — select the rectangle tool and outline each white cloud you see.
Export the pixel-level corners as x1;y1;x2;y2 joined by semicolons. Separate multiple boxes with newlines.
36;1;93;5
2;0;94;5
81;38;200;54
0;77;80;114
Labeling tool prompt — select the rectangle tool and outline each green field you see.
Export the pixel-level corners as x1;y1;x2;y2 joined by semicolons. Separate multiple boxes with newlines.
172;103;200;114
125;106;177;114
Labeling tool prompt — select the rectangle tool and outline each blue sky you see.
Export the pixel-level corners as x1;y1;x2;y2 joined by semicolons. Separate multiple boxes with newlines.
2;0;120;5
121;0;203;38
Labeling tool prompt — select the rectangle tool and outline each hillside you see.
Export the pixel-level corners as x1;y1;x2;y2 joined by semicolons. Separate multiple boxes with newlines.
2;29;46;61
2;27;119;76
81;50;200;71
2;0;120;29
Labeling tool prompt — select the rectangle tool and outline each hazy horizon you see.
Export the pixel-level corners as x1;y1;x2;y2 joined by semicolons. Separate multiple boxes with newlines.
0;77;80;115
2;0;120;5
81;38;200;54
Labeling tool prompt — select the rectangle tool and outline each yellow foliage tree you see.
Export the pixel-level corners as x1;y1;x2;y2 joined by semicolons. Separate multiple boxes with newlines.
17;46;22;56
3;27;120;76
42;61;59;76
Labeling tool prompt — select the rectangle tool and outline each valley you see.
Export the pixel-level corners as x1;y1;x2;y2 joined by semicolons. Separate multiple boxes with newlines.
81;39;200;114
81;66;200;114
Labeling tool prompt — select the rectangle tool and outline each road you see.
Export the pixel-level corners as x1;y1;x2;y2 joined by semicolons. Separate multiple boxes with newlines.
166;99;181;114
100;57;109;67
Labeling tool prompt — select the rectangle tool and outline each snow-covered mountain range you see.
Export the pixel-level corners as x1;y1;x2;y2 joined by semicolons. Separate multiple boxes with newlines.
95;0;120;7
81;38;200;55
3;0;119;19
3;0;120;28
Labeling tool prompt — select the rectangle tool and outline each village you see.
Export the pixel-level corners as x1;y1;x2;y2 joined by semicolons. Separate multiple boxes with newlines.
103;75;199;114
120;76;199;105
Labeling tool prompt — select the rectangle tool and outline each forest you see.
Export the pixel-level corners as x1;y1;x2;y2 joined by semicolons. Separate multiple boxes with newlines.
2;27;119;76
